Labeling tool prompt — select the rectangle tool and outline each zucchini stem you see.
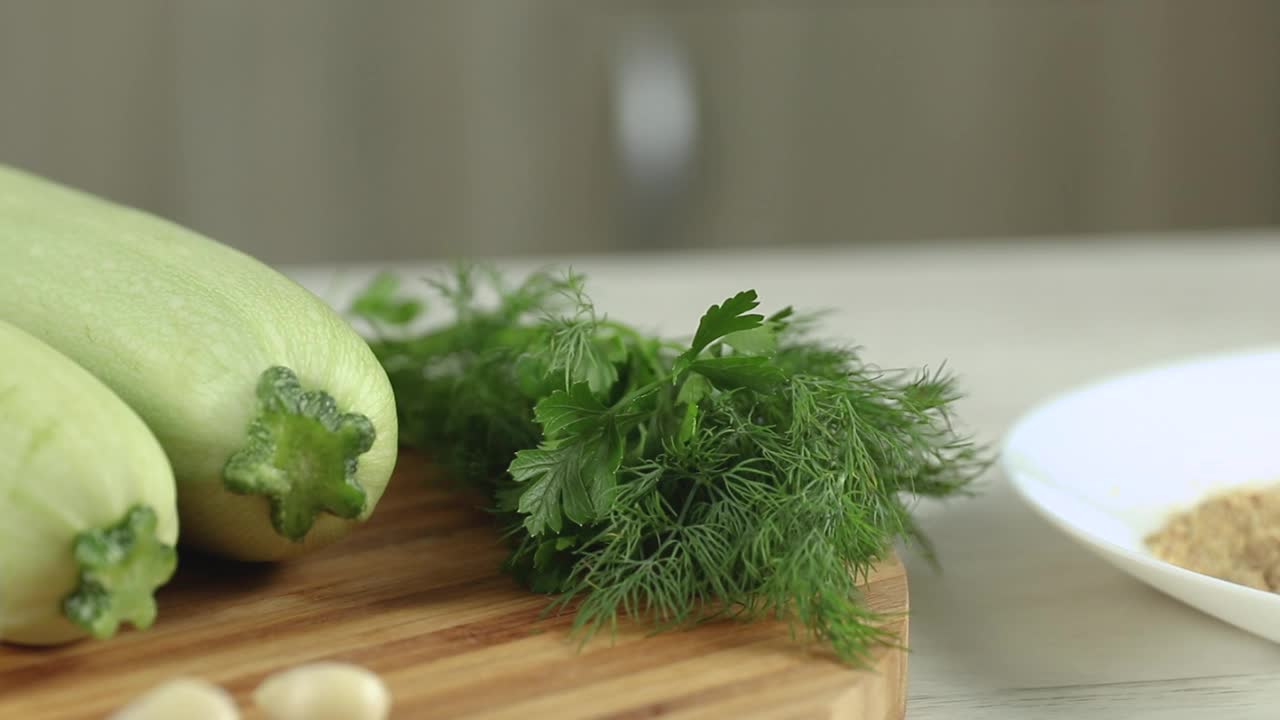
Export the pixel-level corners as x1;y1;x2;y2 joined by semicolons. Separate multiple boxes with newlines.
222;366;376;541
62;505;178;639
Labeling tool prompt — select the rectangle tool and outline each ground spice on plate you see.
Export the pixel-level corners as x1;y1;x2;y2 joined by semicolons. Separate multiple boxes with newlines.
1145;485;1280;593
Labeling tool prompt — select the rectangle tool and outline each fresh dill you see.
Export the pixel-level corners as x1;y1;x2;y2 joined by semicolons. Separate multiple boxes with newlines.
351;265;986;664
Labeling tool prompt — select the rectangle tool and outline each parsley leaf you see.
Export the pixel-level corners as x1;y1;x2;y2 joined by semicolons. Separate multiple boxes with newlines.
675;373;711;405
510;424;623;536
721;324;777;356
533;383;609;440
674;290;765;375
687;356;785;393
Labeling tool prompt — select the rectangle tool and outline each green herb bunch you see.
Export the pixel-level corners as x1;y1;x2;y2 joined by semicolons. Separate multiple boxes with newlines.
351;265;986;664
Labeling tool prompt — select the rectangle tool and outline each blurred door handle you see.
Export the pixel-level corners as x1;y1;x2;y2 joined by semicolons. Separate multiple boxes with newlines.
610;21;699;240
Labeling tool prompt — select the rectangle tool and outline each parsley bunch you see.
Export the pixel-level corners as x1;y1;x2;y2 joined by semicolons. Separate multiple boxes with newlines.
352;265;986;664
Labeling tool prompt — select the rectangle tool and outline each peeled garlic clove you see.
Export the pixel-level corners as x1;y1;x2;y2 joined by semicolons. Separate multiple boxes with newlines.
110;678;240;720
254;661;390;720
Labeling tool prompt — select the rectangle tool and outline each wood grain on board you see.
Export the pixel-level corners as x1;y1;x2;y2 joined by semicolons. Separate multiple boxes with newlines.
0;453;909;720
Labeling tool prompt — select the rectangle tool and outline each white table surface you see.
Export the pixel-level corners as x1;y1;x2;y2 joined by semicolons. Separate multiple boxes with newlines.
288;232;1280;720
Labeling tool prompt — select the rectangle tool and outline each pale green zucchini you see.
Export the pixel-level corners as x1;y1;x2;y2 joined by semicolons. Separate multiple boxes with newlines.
0;164;398;561
0;319;178;645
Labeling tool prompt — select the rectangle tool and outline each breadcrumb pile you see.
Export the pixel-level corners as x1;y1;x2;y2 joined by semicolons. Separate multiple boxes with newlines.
1146;486;1280;593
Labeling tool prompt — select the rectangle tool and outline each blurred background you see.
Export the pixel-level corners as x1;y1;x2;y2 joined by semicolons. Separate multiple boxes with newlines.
1;1;1278;265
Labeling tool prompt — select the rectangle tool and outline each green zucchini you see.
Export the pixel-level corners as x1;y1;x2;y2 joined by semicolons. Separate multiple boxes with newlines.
0;164;398;561
0;319;178;645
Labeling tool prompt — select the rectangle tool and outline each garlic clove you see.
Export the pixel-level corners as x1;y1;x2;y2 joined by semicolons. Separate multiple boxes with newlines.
254;661;391;720
109;677;240;720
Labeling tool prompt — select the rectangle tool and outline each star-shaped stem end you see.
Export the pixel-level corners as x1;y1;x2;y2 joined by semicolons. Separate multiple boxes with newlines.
222;366;377;542
62;505;178;639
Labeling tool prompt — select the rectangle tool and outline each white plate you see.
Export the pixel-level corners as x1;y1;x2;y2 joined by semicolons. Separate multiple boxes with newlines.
1001;347;1280;643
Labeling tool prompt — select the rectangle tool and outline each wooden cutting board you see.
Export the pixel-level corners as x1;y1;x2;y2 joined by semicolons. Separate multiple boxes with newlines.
0;453;909;720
